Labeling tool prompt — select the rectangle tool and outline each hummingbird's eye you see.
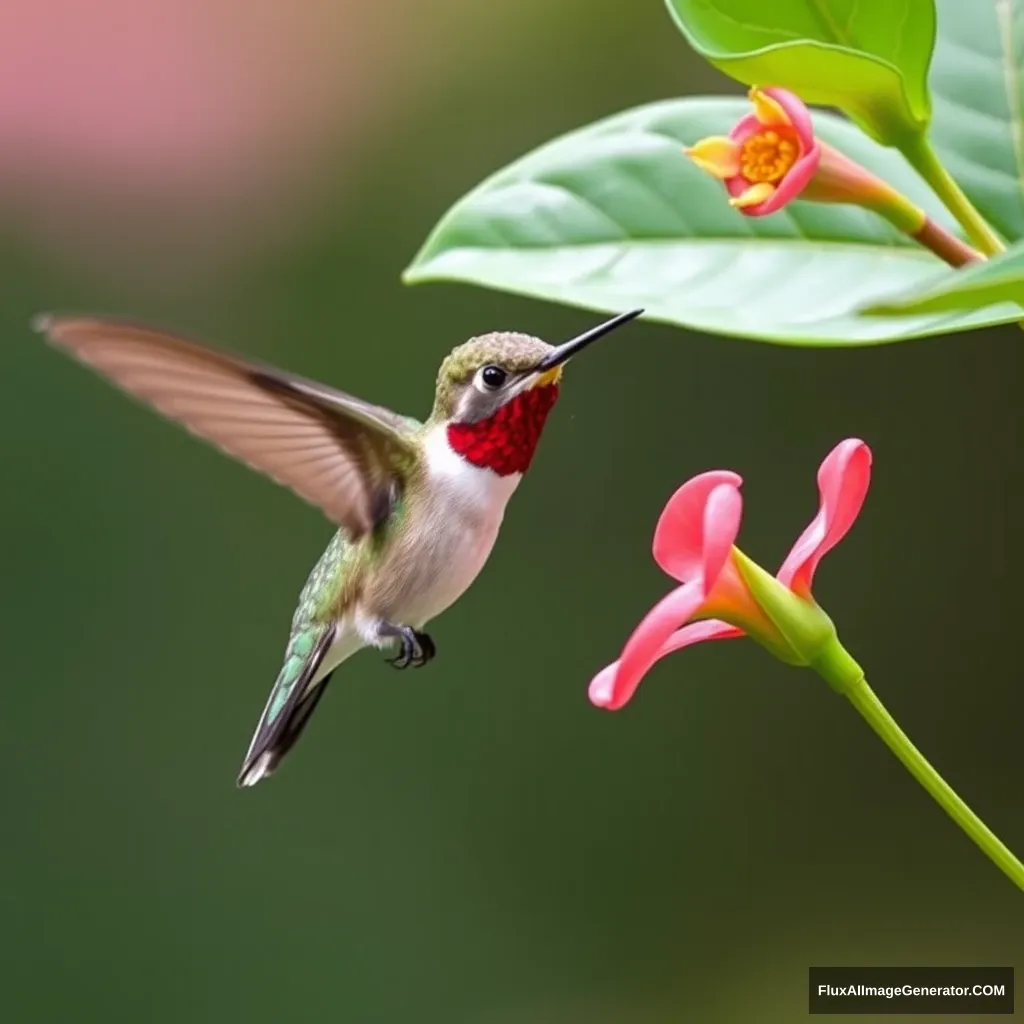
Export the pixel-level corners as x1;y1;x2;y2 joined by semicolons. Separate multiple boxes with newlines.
479;365;508;391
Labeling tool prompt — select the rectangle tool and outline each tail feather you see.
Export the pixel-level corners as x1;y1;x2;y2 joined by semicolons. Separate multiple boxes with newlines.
237;623;336;788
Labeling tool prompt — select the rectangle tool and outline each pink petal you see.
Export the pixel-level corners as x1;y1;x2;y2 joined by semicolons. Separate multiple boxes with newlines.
777;439;872;597
588;661;623;709
701;485;743;585
728;112;762;146
590;581;705;709
729;145;821;216
653;471;743;582
763;87;815;150
659;618;744;656
589;618;742;710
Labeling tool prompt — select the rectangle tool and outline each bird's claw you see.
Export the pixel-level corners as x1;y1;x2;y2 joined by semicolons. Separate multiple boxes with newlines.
385;626;436;669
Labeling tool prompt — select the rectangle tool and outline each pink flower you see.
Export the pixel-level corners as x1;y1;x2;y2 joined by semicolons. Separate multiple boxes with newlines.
590;439;872;710
686;86;821;215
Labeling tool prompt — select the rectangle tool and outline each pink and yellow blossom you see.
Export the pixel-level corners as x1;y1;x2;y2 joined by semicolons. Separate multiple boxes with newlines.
590;439;871;710
686;86;821;216
684;86;981;267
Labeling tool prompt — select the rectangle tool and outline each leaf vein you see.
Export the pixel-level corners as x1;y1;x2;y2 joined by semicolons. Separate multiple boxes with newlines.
931;89;1010;128
526;181;631;239
995;0;1024;210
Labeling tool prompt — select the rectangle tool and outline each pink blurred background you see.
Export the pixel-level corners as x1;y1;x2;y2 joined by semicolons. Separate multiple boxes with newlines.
0;0;558;281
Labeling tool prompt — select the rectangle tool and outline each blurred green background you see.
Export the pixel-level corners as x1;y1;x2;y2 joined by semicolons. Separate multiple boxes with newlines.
1;2;1020;1021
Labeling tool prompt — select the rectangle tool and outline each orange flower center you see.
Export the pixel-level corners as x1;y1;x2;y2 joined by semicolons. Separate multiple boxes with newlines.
740;128;799;184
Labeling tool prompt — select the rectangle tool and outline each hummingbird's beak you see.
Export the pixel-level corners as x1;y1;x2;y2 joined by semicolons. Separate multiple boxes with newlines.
532;309;644;377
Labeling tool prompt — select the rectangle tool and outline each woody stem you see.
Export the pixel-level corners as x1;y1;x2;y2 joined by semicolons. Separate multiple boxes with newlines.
906;219;982;268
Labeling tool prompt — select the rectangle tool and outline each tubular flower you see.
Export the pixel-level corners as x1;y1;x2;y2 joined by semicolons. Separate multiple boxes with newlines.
590;439;871;710
686;86;821;216
685;87;981;267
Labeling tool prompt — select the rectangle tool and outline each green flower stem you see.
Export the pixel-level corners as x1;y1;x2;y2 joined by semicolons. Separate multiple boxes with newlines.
899;133;1005;256
814;639;1024;892
847;679;1024;891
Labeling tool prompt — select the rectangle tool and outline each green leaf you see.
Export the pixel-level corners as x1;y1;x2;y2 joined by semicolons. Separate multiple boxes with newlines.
863;239;1024;314
404;99;1019;345
927;0;1024;241
663;0;936;142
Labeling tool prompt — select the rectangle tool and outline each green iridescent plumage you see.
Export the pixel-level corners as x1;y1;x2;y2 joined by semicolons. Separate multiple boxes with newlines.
430;333;565;421
255;530;353;737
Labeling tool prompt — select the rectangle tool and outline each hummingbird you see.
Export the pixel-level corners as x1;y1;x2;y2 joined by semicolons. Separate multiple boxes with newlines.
34;308;642;787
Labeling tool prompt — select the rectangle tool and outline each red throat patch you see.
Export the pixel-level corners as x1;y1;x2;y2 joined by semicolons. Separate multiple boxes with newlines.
446;383;560;476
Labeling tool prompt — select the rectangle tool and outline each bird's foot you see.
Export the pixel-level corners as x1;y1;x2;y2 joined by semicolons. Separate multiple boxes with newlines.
377;622;436;669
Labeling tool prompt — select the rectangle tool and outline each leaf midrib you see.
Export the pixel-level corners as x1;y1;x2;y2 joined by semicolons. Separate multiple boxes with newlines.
421;236;942;257
996;0;1024;210
808;0;854;47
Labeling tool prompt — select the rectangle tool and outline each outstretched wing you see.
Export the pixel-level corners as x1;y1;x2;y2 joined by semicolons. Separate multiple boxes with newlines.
36;315;420;539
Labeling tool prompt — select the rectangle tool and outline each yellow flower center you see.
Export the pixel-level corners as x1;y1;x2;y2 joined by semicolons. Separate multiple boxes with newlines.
740;128;799;184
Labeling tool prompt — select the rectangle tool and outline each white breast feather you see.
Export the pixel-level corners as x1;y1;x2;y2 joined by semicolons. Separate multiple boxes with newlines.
408;425;523;622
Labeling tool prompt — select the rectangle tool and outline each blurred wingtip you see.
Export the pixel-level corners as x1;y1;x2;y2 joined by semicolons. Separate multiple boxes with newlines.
31;313;55;334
